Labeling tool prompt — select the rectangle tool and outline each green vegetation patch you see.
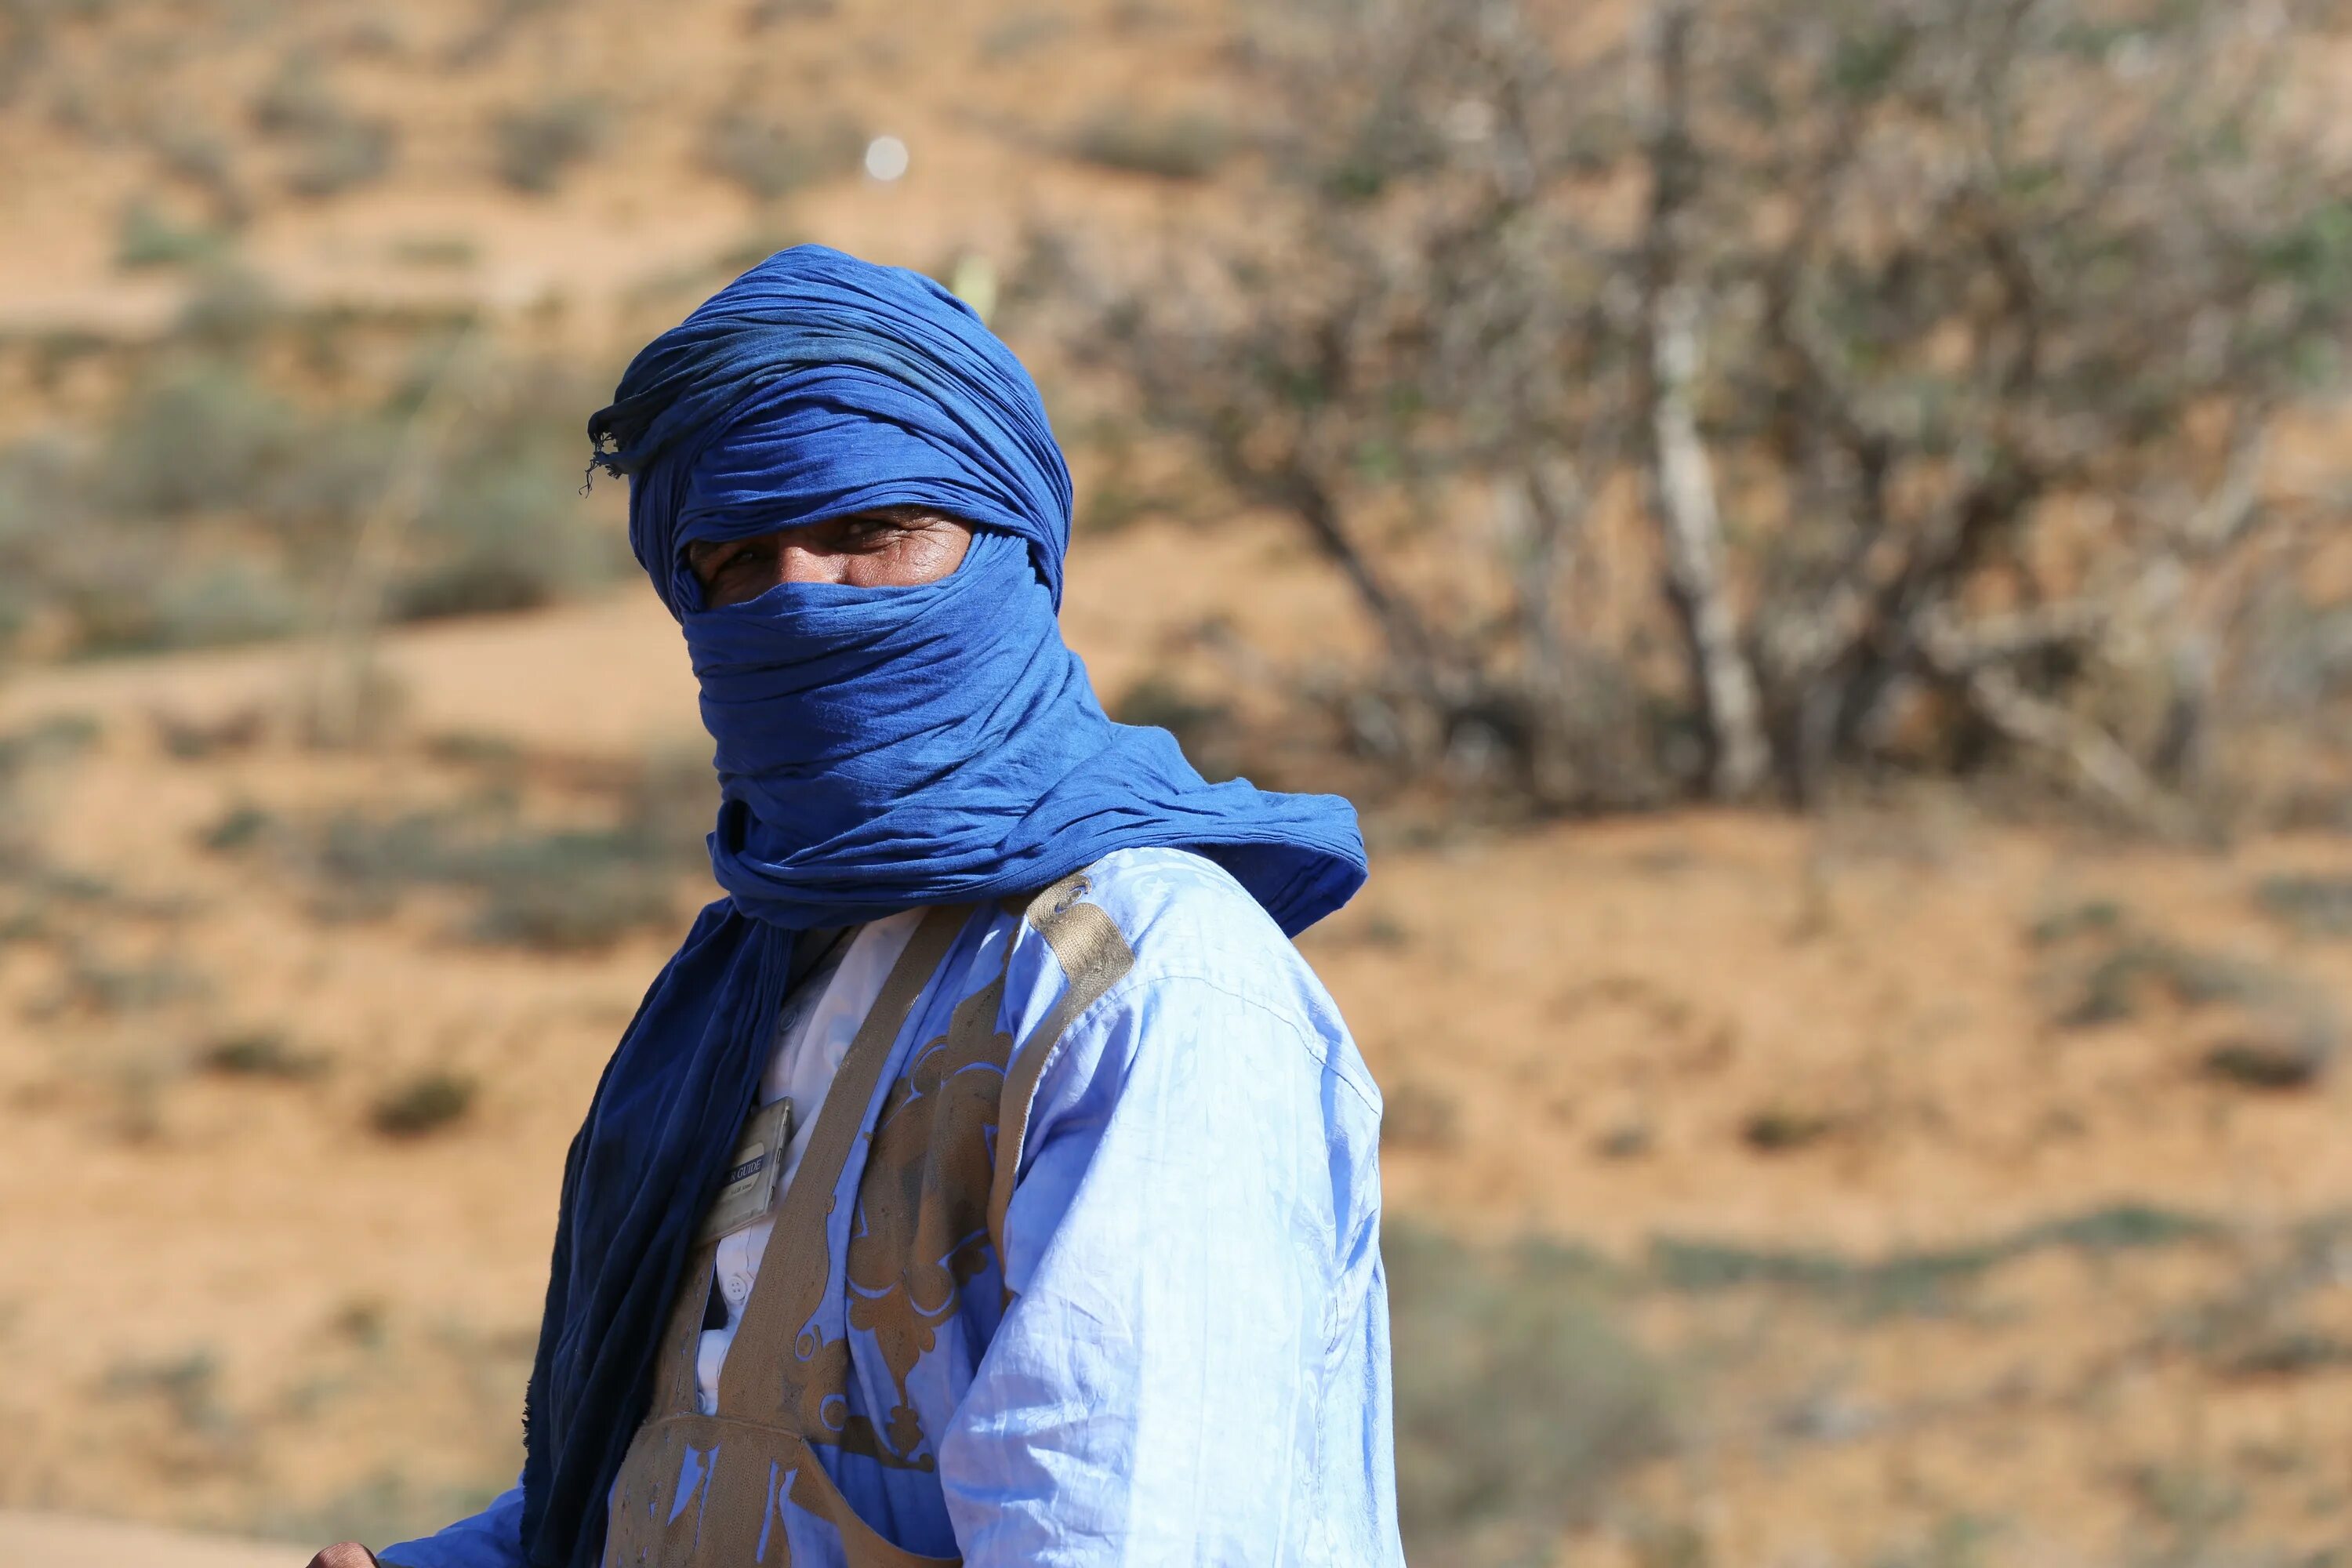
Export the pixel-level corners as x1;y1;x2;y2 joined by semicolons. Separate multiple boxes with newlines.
1388;1222;1671;1563
699;108;866;201
2056;935;2272;1028
311;808;688;949
202;751;714;952
1651;1203;2219;1318
2255;874;2352;937
198;1030;328;1080
492;96;607;194
1065;108;1232;180
115;198;230;269
100;1347;234;1437
2029;899;2332;1044
370;1070;476;1137
0;322;630;661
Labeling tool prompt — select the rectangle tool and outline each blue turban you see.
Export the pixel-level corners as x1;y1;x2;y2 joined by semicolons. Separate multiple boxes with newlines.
520;245;1366;1567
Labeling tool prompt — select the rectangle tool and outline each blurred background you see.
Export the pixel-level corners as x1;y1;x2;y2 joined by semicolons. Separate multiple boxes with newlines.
2;0;2352;1563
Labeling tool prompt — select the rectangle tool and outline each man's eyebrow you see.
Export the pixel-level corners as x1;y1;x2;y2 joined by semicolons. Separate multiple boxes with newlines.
686;512;931;560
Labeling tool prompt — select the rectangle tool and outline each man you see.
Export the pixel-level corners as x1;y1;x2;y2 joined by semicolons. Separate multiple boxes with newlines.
310;245;1402;1568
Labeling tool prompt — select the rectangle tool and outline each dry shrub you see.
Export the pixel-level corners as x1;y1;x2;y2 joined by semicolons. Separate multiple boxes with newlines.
250;51;397;198
0;317;630;660
371;1071;476;1138
198;1030;327;1080
699;107;865;201
492;96;606;194
2255;875;2352;937
1036;0;2352;826
114;197;226;268
2031;902;2337;1070
1065;107;1230;180
209;750;713;952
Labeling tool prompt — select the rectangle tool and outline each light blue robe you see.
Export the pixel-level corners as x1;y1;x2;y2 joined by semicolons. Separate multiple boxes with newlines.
381;848;1403;1567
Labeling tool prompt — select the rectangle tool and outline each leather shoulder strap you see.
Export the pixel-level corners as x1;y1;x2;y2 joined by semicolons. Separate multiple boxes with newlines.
985;872;1136;1282
717;902;972;1418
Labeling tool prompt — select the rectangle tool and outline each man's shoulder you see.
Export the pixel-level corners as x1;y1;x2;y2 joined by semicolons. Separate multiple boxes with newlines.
1004;847;1377;1111
1054;846;1291;990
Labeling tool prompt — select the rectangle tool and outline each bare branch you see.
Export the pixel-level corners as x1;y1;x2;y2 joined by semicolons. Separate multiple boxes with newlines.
1915;600;2112;674
1947;662;2201;840
1636;0;1770;800
1645;285;1772;798
2184;414;2270;554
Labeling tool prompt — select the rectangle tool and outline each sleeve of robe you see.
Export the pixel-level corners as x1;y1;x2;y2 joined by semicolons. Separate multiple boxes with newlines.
936;958;1403;1567
375;1479;524;1568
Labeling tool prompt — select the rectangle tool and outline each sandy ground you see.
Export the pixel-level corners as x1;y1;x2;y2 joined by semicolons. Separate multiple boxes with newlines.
0;1512;299;1568
5;0;2352;1562
0;0;1242;352
3;518;2351;1564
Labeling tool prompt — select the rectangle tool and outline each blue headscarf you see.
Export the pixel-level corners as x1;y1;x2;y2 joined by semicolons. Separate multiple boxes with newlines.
521;245;1365;1567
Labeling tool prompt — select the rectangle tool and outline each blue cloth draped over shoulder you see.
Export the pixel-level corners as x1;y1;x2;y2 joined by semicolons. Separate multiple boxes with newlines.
519;245;1367;1568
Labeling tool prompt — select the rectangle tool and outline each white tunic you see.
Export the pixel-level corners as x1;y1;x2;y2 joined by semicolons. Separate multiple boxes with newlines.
691;909;924;1414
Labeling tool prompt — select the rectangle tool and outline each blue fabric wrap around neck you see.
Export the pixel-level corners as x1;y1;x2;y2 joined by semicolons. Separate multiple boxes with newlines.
519;245;1367;1568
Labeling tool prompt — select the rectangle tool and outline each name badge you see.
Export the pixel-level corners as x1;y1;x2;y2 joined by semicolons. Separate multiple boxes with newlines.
698;1095;794;1244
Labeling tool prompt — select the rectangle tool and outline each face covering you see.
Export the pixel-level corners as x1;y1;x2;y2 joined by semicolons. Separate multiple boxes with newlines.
520;245;1365;1568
